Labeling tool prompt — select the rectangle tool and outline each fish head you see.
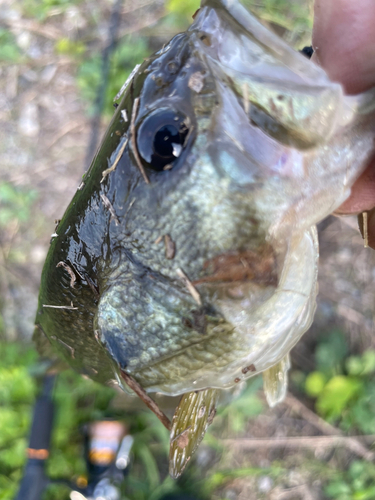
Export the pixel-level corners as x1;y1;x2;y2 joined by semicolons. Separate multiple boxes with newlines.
35;0;375;399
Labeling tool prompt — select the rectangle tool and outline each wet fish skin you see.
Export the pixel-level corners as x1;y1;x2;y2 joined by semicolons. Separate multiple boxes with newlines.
35;0;375;397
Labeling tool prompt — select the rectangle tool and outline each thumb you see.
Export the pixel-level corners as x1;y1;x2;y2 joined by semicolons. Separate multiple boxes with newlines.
313;0;375;238
313;0;375;95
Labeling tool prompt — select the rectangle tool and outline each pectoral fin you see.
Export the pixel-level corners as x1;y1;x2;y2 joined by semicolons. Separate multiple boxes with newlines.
169;388;219;478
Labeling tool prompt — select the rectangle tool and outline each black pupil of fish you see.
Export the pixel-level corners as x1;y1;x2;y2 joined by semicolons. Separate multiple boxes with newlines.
137;110;190;171
153;125;180;158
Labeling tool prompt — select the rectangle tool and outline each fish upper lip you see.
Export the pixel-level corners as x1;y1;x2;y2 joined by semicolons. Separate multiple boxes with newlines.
196;0;331;84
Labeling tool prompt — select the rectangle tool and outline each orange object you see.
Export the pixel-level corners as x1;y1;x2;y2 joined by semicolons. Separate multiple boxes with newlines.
27;448;49;460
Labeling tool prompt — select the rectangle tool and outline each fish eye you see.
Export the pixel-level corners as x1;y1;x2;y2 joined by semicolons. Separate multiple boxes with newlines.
136;109;190;171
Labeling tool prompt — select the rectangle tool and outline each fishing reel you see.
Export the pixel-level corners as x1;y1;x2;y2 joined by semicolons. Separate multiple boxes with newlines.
70;420;133;500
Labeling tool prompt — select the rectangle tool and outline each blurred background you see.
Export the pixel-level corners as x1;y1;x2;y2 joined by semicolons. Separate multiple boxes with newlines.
1;0;375;499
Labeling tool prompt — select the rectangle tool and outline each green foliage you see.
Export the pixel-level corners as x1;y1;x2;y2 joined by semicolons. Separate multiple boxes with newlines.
45;371;118;485
76;36;150;116
244;0;312;41
305;371;327;397
165;0;312;45
326;461;375;500
23;0;82;21
0;183;38;228
0;343;38;500
0;29;22;63
55;38;86;57
315;329;348;376
347;350;375;376
304;331;359;421
0;314;4;341
216;377;264;434
201;464;285;497
0;341;38;369
303;330;375;433
0;366;37;405
3;334;375;499
340;376;375;435
316;375;363;420
165;0;200;22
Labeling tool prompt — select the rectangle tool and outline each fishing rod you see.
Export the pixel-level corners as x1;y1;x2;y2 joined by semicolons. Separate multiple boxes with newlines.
15;373;55;500
15;372;133;500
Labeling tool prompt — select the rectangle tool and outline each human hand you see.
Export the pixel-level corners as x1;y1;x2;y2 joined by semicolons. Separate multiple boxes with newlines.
313;0;375;247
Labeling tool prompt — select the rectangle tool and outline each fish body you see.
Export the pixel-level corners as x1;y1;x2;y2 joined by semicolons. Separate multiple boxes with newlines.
35;0;375;401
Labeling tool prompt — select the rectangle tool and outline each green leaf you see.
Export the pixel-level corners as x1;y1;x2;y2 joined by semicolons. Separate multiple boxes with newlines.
0;439;27;469
0;29;22;63
148;475;180;500
325;480;352;499
0;367;36;405
346;356;365;376
347;350;375;376
0;183;38;227
305;371;327;397
165;0;199;19
0;408;31;447
316;330;348;375
135;442;161;490
55;38;86;57
361;350;375;374
316;375;363;420
353;487;375;500
23;0;82;21
77;35;149;116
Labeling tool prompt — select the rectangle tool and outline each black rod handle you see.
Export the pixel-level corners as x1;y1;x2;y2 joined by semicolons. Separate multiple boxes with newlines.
15;374;56;500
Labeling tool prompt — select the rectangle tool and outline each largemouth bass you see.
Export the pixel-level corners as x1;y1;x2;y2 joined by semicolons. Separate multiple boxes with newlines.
34;0;375;476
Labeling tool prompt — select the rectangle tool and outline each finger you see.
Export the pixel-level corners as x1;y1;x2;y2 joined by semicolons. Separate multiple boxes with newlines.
313;0;375;94
335;159;375;215
313;0;375;248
